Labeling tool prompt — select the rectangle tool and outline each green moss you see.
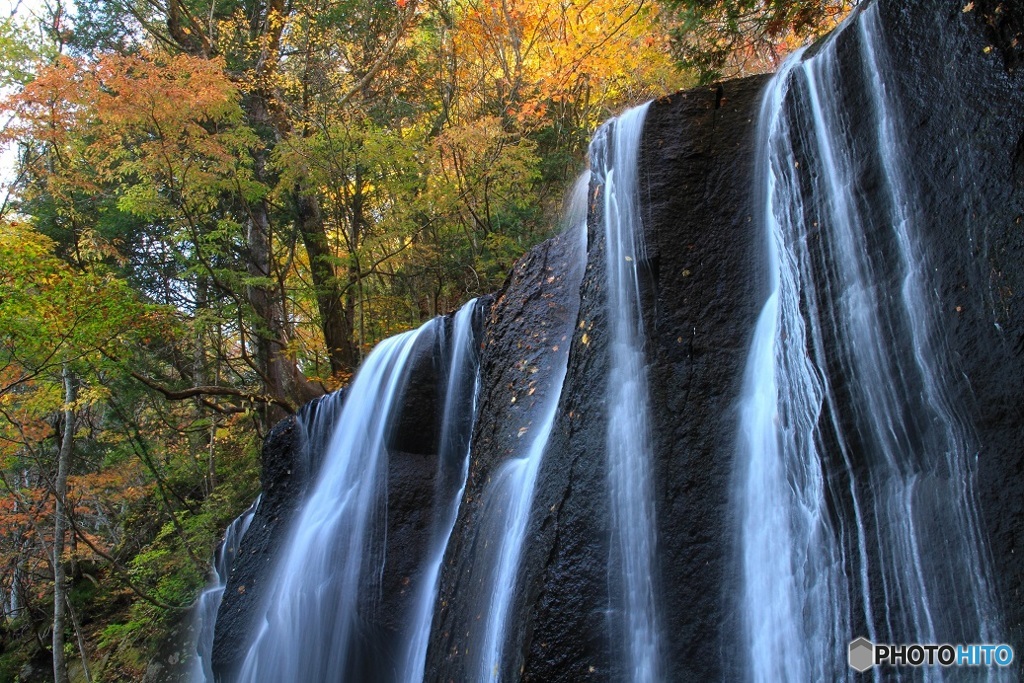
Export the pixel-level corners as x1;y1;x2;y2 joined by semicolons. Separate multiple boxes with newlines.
0;651;22;683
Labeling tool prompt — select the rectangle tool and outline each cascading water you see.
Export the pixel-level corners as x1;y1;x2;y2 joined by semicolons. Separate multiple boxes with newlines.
461;173;590;682
235;322;438;682
738;5;1002;681
738;49;850;682
189;498;259;682
225;298;485;682
398;299;482;683
191;390;345;682
590;103;664;682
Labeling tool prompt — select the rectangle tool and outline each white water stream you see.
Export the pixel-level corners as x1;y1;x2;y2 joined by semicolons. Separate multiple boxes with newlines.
591;102;664;683
738;6;1002;681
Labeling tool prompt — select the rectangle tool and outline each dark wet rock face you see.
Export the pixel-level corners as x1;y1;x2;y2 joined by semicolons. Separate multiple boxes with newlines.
476;76;770;683
876;0;1024;650
639;79;769;681
425;224;589;682
210;411;305;679
210;329;459;680
208;0;1024;678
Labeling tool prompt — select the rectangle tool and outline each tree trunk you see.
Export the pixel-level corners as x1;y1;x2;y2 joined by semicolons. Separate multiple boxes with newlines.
243;93;324;416
66;596;91;683
52;366;75;683
350;168;365;358
295;192;357;378
244;200;320;418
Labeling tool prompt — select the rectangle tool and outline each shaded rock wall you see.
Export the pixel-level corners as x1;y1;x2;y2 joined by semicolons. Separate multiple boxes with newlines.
210;406;311;678
466;75;770;682
875;0;1024;649
427;224;589;682
210;312;483;679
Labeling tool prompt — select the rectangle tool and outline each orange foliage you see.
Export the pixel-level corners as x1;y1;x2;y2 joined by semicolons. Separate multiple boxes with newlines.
2;51;251;216
451;0;683;129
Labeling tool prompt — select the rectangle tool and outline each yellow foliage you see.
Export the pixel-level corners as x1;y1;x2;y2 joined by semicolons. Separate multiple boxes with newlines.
451;0;685;129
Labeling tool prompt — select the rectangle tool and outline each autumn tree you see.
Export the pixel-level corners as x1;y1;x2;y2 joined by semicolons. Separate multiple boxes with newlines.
659;0;857;82
448;0;683;178
0;218;151;680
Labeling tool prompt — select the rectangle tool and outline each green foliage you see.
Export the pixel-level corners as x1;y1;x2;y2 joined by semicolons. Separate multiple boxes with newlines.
0;221;148;394
0;652;19;683
0;16;47;87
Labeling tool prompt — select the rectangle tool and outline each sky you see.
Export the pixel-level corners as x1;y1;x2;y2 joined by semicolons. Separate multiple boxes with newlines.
2;0;46;19
0;0;46;198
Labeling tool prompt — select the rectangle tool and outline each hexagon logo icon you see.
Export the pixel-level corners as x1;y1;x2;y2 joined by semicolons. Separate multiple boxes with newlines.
848;637;875;672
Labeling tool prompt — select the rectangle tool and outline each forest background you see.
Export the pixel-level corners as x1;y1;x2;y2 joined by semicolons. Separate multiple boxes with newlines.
0;0;851;680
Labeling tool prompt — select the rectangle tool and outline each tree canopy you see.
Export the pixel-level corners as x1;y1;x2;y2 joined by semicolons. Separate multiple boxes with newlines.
663;0;856;83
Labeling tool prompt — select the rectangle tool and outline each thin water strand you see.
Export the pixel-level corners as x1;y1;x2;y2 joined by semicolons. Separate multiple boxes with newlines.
739;6;1004;681
857;8;1000;646
738;50;850;682
592;102;664;683
188;498;259;683
399;299;482;683
468;183;589;682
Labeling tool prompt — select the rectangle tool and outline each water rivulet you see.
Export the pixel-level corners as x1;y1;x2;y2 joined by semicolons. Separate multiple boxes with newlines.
189;499;258;682
590;104;664;682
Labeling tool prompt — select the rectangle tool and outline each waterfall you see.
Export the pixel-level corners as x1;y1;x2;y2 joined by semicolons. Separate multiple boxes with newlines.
398;299;482;683
236;322;438;682
462;174;589;682
5;565;18;618
738;4;1003;681
591;103;664;682
189;498;259;682
225;298;487;682
738;48;850;682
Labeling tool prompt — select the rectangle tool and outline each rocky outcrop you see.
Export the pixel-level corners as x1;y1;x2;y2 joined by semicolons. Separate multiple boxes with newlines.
427;220;589;681
210;0;1024;678
210;401;317;678
445;75;771;682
